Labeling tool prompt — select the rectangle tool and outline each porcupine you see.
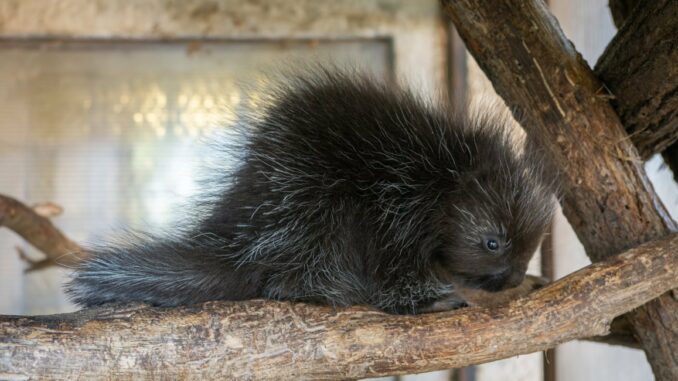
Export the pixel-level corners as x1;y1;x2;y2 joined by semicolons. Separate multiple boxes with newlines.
66;68;558;314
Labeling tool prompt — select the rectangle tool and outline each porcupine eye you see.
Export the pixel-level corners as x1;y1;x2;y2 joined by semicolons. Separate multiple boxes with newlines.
484;238;499;252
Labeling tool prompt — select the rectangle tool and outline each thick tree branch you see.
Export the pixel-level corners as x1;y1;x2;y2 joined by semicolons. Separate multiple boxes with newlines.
604;0;678;190
1;234;676;380
441;1;678;379
608;0;642;28
605;0;678;183
595;0;678;159
0;194;85;271
463;277;639;348
664;144;678;183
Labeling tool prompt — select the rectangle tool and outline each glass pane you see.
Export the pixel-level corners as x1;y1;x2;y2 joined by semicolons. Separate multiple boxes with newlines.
0;40;390;314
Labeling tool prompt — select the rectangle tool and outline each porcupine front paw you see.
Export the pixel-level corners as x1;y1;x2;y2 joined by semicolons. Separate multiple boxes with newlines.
417;293;469;313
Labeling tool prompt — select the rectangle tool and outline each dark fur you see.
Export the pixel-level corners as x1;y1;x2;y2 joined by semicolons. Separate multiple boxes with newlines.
66;69;557;314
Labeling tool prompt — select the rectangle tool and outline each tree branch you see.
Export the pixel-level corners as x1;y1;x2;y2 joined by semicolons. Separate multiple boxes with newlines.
595;0;678;159
1;234;676;380
441;1;678;379
604;0;678;192
0;194;85;271
462;277;640;348
608;0;642;29
663;144;678;183
605;0;678;183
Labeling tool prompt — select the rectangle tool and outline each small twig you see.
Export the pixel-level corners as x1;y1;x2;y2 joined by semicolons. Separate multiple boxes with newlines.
0;194;86;271
15;246;62;273
30;202;64;218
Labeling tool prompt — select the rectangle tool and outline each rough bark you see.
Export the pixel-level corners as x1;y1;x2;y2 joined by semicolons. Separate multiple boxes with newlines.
0;194;85;271
464;276;639;348
608;0;642;28
1;234;676;380
441;1;678;379
595;0;678;159
604;0;678;186
664;144;678;183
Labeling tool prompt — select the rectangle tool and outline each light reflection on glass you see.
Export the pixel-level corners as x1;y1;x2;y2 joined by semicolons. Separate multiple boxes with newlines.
0;39;391;315
0;40;389;236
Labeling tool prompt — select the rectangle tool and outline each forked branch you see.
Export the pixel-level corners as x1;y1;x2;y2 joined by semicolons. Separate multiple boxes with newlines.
441;1;678;378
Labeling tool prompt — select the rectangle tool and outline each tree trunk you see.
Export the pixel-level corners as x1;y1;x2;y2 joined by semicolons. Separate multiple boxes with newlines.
663;144;678;183
595;0;678;159
605;0;678;189
441;1;678;379
608;0;642;28
2;234;676;380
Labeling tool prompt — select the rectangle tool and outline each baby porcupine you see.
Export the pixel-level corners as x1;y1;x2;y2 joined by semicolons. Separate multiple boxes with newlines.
66;69;557;314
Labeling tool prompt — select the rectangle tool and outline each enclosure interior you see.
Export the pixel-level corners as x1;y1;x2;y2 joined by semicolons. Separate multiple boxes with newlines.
0;1;676;381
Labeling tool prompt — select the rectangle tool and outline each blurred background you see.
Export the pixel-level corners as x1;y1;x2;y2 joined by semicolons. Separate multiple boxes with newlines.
0;1;675;380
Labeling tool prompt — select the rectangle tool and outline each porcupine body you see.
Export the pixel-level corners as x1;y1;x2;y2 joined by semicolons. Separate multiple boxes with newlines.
67;69;557;314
